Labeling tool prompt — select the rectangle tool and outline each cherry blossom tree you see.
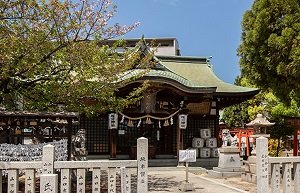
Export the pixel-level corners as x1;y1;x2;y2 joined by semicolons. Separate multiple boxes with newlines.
0;0;147;113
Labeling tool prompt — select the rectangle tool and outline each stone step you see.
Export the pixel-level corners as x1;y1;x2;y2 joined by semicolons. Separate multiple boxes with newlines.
207;169;242;178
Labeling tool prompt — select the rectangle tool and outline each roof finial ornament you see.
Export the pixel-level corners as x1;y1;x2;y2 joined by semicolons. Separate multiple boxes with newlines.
207;56;213;63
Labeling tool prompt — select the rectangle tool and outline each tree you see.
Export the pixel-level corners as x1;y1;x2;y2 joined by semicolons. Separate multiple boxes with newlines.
0;0;146;114
238;0;300;104
223;76;299;156
222;76;260;128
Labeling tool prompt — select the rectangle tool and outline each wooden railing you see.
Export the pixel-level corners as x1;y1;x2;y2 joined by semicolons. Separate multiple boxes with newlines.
0;137;148;193
256;137;300;193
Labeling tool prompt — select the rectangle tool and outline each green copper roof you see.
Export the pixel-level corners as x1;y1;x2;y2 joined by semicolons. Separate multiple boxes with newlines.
119;68;216;93
156;55;258;95
118;38;258;96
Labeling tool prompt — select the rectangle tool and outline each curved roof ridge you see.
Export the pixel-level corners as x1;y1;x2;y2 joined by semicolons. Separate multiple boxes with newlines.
118;69;217;93
159;57;258;94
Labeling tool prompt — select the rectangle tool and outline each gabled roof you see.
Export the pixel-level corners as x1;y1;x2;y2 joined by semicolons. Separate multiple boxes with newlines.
157;55;258;96
118;38;259;100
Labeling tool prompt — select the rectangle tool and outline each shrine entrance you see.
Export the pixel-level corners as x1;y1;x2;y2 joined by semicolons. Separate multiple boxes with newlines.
117;120;177;158
156;125;176;155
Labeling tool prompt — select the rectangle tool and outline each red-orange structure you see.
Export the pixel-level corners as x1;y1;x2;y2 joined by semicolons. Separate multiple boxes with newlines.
286;118;300;156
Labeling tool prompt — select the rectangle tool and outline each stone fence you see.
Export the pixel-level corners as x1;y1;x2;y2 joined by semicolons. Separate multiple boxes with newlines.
0;137;148;193
256;137;300;193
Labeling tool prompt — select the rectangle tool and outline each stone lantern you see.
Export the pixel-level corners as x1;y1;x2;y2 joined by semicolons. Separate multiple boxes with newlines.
246;113;274;155
246;113;275;138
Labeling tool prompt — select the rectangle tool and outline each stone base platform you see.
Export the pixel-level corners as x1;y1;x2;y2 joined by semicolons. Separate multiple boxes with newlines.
208;167;244;178
241;172;257;184
179;182;195;192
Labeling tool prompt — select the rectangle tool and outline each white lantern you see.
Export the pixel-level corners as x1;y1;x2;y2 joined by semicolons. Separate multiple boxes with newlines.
179;114;187;129
108;113;118;129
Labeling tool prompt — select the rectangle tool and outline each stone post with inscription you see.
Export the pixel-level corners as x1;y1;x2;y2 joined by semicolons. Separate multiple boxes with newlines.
294;163;300;193
137;137;148;193
7;170;18;193
42;144;55;174
40;144;58;193
256;137;269;193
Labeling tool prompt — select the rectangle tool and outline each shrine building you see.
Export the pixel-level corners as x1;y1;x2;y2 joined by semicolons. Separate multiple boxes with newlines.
78;38;259;163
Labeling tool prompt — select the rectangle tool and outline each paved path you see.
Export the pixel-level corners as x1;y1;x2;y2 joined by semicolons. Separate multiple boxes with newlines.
146;167;249;193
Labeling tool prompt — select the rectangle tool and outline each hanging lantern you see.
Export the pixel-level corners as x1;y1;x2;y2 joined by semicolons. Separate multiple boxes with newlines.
108;113;118;129
179;114;187;129
163;119;169;127
158;120;161;128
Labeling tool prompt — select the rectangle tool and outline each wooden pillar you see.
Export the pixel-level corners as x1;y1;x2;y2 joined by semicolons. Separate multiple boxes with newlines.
294;129;299;156
110;129;117;159
176;124;180;161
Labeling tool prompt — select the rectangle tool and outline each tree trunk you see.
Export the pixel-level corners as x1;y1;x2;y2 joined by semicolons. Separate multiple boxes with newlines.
276;138;281;157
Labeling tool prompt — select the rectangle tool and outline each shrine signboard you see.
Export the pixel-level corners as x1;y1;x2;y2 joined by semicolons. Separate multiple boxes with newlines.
179;149;196;162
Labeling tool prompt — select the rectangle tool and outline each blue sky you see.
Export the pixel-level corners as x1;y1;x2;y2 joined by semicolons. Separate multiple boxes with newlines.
113;0;254;84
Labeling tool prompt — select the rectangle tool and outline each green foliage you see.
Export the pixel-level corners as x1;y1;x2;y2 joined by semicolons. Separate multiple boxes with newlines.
238;0;300;104
222;76;261;127
268;138;285;157
222;102;249;128
0;0;147;114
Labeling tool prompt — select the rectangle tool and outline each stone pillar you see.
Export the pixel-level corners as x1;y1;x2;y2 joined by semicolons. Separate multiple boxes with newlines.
61;169;71;193
256;137;269;193
294;163;300;193
7;170;18;193
25;169;35;193
137;137;148;193
42;144;55;174
40;174;58;193
92;168;101;193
